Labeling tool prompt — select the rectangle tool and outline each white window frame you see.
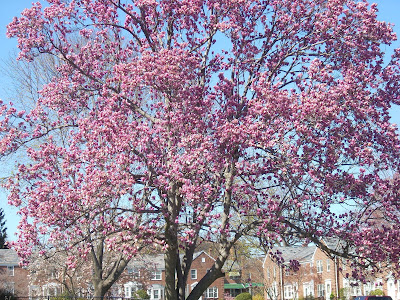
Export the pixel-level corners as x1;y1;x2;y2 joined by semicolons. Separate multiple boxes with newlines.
127;268;140;278
364;282;373;296
285;268;290;276
317;284;325;298
190;269;197;280
151;270;162;280
317;260;323;273
205;287;218;299
7;266;14;276
326;259;331;272
125;286;131;298
293;282;299;299
325;280;332;300
284;285;293;299
303;282;314;298
153;289;160;299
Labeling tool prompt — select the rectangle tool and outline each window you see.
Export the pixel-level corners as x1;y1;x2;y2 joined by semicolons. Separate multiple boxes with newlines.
293;283;298;299
284;285;293;299
374;278;383;288
204;287;218;299
43;284;59;297
326;281;332;297
125;286;131;298
285;268;290;276
273;266;276;278
190;269;197;280
351;285;362;296
326;259;331;272
364;282;373;296
49;269;57;279
124;282;142;298
151;270;162;280
303;282;314;298
202;257;206;263
316;260;323;273
133;269;140;278
127;268;140;278
153;289;160;299
267;268;271;279
7;266;14;276
317;284;325;298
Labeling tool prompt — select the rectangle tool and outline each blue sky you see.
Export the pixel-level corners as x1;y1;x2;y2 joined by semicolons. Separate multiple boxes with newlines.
0;1;399;241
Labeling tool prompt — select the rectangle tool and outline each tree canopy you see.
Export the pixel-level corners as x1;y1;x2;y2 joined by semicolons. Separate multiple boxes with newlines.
2;1;400;300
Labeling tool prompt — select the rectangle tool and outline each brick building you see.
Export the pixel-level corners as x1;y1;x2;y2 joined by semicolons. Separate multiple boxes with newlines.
262;240;400;300
115;253;166;299
186;251;225;299
116;251;224;300
0;249;29;297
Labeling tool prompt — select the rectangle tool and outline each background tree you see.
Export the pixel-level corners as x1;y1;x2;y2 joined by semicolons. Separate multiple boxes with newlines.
2;1;400;300
0;208;8;249
1;52;142;299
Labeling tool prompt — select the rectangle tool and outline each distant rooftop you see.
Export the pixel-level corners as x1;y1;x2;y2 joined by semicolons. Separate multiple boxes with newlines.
272;245;316;264
127;253;165;270
0;249;20;266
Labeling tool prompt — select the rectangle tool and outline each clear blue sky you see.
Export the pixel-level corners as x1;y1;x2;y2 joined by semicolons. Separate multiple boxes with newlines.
0;1;399;241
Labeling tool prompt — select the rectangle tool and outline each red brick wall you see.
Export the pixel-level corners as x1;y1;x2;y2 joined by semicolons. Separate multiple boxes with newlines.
262;247;344;300
0;266;29;297
187;252;224;299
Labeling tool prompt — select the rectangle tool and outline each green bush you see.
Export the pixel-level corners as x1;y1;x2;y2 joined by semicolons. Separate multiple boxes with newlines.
235;292;252;300
338;287;349;300
135;289;150;299
370;289;384;296
253;294;264;300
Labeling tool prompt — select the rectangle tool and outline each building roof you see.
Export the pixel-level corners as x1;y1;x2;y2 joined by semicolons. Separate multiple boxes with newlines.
271;245;316;264
323;237;342;252
193;250;215;262
127;254;165;270
127;250;217;271
0;249;21;266
264;238;349;267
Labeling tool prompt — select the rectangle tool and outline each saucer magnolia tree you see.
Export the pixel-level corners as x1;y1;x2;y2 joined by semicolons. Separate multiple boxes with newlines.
3;0;400;299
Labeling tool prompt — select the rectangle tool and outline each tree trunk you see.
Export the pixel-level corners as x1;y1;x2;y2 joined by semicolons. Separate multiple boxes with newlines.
93;281;106;300
164;197;179;300
164;245;179;300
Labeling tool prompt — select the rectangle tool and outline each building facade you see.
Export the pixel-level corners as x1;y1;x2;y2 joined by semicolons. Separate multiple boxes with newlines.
0;249;29;297
115;251;225;300
262;242;400;300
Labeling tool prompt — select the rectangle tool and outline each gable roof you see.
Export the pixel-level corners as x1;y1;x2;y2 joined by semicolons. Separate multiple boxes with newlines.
322;237;342;252
193;250;215;262
127;250;217;271
0;249;21;266
127;254;165;270
266;245;316;265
